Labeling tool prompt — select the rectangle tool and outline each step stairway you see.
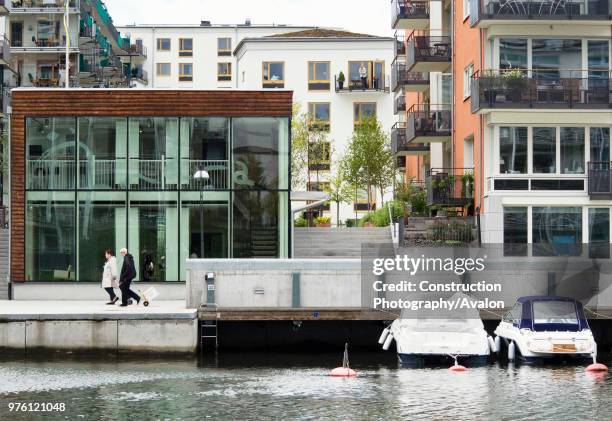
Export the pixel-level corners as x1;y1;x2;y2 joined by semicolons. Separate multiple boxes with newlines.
293;227;392;258
0;229;8;300
251;228;279;257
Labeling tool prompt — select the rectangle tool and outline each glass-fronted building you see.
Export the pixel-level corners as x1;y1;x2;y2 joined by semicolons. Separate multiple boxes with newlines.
11;89;293;283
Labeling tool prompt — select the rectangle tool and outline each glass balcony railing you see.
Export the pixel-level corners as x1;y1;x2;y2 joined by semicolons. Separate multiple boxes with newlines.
391;58;430;92
470;0;612;27
391;0;431;29
426;168;475;207
406;34;452;72
471;69;612;112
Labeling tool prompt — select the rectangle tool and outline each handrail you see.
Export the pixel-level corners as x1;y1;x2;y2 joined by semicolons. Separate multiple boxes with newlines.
471;0;612;23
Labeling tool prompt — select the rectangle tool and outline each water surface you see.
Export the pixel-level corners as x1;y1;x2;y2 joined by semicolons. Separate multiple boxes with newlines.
0;352;611;420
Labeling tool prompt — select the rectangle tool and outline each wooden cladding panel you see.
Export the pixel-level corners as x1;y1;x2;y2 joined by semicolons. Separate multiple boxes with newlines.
10;90;293;281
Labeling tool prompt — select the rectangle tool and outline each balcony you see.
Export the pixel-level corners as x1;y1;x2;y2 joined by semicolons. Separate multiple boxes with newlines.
588;162;612;198
426;168;475;207
395;34;406;58
406;104;451;143
334;74;390;93
127;67;148;84
391;122;430;156
391;58;430;92
406;34;452;72
394;94;406;114
391;0;431;29
0;35;11;67
470;0;612;27
471;69;612;113
10;34;79;53
9;0;79;13
118;42;148;59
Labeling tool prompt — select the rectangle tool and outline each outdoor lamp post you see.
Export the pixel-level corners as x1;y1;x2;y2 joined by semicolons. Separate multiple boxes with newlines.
193;169;210;258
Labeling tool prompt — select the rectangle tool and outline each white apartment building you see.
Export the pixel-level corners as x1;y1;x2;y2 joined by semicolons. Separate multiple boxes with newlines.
117;24;396;224
116;21;314;90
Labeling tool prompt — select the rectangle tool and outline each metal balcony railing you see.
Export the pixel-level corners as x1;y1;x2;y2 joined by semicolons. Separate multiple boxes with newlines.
391;58;430;92
9;0;79;10
334;74;390;93
470;0;612;27
391;122;430;155
0;35;10;66
407;104;452;141
588;161;612;197
426;168;475;207
391;0;432;28
394;94;406;114
406;34;452;71
471;69;612;112
182;159;229;190
395;34;406;57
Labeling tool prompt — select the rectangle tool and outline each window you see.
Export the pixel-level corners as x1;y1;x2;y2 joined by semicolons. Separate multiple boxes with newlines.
589;208;610;259
463;63;474;99
308;142;331;171
354;103;377;124
532;127;556;174
217;63;231;82
308;103;330;132
533;301;578;326
499;127;527;174
156;63;171;77
499;39;527;70
532;39;581;79
156;38;170;51
560;127;584;174
590;127;610;162
308;61;330;90
532;207;582;257
262;62;285;88
10;21;23;47
218;38;232;56
179;38;193;57
463;0;471;20
503;207;527;257
179;63;193;82
348;61;384;90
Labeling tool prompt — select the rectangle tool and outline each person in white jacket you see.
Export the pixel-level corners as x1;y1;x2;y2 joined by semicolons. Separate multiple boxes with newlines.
102;249;119;305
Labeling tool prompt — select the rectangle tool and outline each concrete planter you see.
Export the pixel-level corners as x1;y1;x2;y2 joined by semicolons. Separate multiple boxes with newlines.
315;222;331;228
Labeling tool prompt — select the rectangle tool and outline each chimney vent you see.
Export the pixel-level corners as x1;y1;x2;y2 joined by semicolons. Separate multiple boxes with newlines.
200;20;211;27
245;18;251;26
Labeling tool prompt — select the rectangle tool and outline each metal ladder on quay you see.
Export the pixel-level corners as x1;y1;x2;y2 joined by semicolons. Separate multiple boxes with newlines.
200;320;218;352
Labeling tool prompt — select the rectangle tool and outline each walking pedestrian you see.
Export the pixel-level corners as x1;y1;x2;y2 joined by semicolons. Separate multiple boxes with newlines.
102;249;119;305
119;248;140;307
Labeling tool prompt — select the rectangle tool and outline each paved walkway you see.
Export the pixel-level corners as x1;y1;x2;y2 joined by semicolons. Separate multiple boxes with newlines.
0;300;195;320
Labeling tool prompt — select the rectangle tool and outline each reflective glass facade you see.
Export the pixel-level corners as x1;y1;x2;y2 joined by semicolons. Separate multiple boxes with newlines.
25;116;290;282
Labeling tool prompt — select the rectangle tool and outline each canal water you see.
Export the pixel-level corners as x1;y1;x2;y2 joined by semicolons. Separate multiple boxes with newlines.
1;352;611;420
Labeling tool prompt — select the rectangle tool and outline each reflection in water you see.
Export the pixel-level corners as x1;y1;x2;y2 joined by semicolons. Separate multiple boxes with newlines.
0;353;611;420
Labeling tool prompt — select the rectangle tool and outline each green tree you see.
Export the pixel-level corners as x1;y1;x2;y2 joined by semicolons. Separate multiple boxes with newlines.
325;168;352;227
341;116;394;210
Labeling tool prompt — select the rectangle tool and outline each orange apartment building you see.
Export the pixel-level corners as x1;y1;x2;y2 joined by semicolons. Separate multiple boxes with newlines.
392;0;612;256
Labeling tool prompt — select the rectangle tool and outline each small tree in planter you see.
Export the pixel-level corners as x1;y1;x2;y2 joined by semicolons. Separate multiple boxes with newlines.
325;169;353;227
501;67;526;102
337;71;346;90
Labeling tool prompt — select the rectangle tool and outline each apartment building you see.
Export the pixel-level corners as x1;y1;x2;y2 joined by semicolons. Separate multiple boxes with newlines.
117;23;396;223
393;0;612;257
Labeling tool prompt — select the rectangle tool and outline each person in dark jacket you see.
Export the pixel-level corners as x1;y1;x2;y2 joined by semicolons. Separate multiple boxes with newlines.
119;248;140;307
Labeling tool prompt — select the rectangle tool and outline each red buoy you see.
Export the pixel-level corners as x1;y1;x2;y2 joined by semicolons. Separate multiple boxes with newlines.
330;367;357;377
449;364;467;372
586;363;608;372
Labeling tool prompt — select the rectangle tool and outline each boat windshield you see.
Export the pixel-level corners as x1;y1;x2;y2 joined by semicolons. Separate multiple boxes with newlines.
532;301;578;328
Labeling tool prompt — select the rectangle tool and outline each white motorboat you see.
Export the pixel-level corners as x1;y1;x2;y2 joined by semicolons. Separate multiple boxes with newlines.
379;294;493;367
494;296;597;363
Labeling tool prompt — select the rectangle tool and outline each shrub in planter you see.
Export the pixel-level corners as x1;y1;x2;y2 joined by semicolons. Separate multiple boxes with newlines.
337;71;345;89
294;216;307;227
315;216;331;227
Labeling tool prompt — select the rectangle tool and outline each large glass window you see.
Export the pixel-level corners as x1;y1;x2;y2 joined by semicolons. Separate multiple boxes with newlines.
128;192;179;282
26;117;76;190
532;127;556;174
532;207;582;257
499;127;527;174
25;192;76;281
587;40;609;84
233;191;288;258
78;117;127;190
77;192;127;282
232;118;290;190
504;207;527;257
560;127;584;174
590;127;610;163
128;118;179;190
532;39;581;80
499;39;527;70
589;208;610;259
180;118;229;190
